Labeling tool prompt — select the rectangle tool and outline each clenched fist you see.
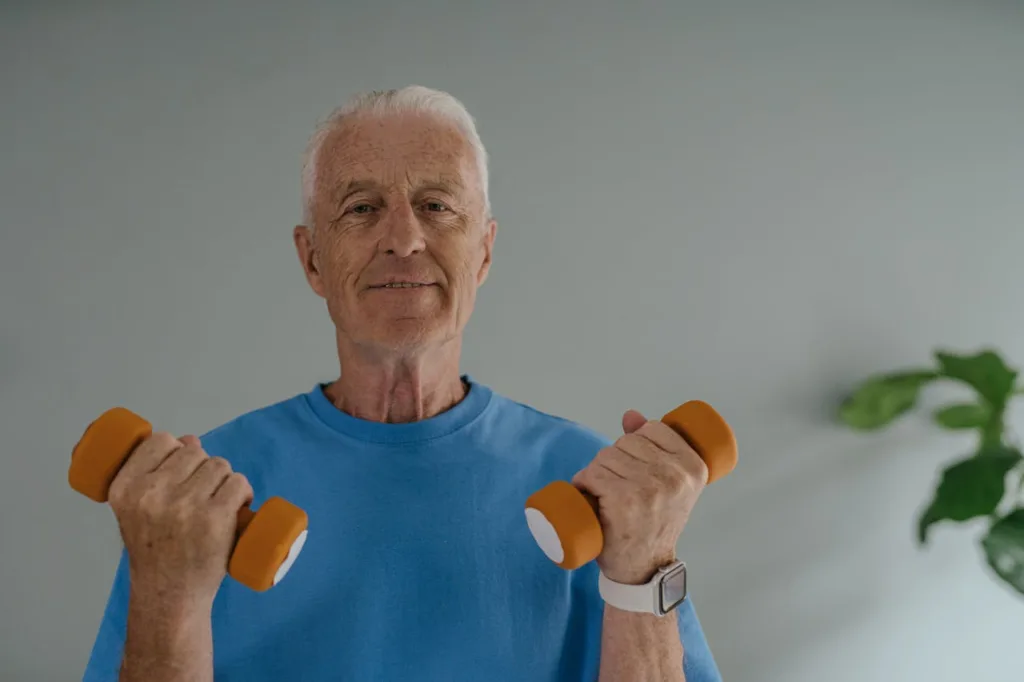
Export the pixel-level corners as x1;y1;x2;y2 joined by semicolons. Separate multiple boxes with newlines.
572;409;708;585
107;431;253;608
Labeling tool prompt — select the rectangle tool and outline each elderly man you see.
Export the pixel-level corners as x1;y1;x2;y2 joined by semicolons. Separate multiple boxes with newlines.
82;86;722;682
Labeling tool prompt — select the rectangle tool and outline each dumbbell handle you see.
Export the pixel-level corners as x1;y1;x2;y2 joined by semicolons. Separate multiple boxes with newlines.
525;400;737;570
236;506;256;533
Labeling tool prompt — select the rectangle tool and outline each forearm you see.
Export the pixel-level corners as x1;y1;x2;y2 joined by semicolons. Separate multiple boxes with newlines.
119;588;213;682
598;605;686;682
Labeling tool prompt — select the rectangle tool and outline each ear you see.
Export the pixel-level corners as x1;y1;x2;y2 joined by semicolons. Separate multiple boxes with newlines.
475;218;497;286
293;224;327;298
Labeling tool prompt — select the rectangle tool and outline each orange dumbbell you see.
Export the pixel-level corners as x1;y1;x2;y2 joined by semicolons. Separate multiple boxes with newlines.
68;407;309;592
524;400;737;569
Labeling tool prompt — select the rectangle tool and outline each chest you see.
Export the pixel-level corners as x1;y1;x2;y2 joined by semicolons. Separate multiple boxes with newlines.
208;464;604;682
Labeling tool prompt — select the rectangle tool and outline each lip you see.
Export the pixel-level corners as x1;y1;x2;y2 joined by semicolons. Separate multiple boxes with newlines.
367;282;438;290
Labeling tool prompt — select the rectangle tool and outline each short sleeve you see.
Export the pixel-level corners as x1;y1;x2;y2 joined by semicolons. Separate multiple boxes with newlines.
677;597;723;682
81;548;130;682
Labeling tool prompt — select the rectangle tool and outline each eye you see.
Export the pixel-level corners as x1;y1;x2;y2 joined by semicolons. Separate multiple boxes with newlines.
348;203;375;215
424;201;449;213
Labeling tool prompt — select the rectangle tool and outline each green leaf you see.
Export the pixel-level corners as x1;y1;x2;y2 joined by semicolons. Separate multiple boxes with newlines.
981;508;1024;597
917;447;1022;544
838;370;937;430
935;349;1018;410
933;402;991;430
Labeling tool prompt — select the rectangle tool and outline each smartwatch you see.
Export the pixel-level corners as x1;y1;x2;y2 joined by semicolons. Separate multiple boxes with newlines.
598;560;688;617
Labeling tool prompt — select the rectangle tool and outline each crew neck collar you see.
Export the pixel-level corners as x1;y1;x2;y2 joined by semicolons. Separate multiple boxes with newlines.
303;374;493;445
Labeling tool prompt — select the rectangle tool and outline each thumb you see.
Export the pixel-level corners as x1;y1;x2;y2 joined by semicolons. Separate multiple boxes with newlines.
178;434;201;448
621;409;647;434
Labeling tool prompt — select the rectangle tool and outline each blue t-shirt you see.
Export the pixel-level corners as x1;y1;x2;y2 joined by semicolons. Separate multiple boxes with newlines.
83;376;721;681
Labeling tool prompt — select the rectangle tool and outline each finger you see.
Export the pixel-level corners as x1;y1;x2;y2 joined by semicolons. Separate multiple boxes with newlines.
634;420;690;454
182;456;233;500
154;442;208;485
621;409;647;435
615;431;665;464
637;421;710;482
211;472;254;513
179;434;201;448
640;421;711;481
592;445;651;481
573;460;627;500
615;429;707;491
113;431;185;483
619;421;704;473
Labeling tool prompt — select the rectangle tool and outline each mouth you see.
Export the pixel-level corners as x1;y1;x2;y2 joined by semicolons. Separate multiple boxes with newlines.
369;282;436;290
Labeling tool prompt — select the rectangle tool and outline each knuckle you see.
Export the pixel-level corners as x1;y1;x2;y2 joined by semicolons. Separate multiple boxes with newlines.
148;430;179;450
233;472;254;494
614;434;637;451
688;456;710;485
670;442;707;478
135;488;163;518
166;446;203;471
107;477;128;506
175;442;204;460
570;468;590;488
651;468;681;492
579;461;609;484
648;421;675;440
664;461;690;486
212;474;252;511
633;481;659;501
205;456;232;474
219;471;250;496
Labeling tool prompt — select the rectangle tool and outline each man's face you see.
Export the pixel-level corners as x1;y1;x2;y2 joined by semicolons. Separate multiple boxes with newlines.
294;112;496;356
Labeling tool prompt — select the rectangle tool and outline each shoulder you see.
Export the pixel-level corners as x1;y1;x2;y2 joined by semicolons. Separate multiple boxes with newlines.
492;391;611;443
484;389;614;473
200;389;311;439
194;390;313;475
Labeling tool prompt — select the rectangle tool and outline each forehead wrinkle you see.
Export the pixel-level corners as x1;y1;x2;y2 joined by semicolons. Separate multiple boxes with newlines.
329;159;467;197
314;116;480;211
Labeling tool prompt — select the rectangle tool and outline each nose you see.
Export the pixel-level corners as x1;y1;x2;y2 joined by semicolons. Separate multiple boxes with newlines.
378;202;426;258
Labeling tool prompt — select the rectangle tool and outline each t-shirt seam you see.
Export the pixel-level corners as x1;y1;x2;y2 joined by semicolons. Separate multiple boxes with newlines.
298;390;497;447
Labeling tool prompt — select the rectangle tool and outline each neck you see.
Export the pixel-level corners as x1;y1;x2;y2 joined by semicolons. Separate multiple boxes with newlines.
323;335;467;424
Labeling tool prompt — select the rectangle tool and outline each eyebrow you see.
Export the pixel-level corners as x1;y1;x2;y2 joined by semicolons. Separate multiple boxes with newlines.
335;177;466;204
419;177;465;194
337;179;379;201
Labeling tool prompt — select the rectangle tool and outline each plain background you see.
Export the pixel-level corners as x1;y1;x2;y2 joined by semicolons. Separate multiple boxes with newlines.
3;0;1024;680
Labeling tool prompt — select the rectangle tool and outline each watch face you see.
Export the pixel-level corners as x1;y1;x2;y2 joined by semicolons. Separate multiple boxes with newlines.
659;562;688;614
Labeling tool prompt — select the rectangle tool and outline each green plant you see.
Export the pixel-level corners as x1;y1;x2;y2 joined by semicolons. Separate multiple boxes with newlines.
838;348;1024;597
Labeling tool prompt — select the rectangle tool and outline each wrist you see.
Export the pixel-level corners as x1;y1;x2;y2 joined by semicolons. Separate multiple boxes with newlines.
599;557;689;617
123;589;214;682
602;551;677;586
128;581;214;624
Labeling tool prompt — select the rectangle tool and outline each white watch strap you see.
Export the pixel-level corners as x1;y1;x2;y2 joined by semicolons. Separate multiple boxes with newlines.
598;570;662;615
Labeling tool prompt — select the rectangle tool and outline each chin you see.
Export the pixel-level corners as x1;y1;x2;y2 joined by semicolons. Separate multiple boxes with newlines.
370;318;451;352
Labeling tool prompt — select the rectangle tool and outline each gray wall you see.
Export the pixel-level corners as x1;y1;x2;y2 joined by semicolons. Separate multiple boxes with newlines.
3;0;1024;679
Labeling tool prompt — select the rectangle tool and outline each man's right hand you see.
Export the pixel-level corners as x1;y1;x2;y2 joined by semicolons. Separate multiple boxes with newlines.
107;431;254;609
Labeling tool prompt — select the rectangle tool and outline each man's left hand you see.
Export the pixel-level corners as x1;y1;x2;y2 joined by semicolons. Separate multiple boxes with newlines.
572;409;708;585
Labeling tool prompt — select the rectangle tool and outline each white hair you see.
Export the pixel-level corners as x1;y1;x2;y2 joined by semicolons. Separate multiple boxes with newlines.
301;85;491;229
